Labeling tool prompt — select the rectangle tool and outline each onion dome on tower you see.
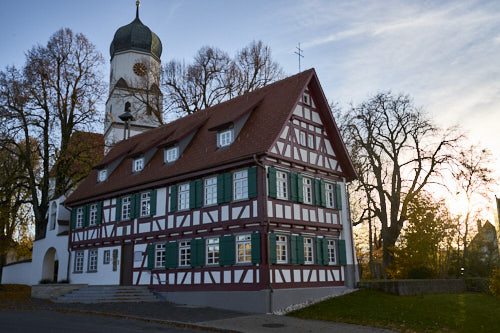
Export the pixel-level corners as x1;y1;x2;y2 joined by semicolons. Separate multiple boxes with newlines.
109;1;162;61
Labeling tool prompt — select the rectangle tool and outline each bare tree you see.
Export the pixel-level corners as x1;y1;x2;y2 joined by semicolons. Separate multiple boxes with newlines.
0;28;105;239
341;92;461;271
162;41;283;116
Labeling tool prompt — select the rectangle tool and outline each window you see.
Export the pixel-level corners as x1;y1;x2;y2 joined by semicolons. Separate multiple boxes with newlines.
133;158;144;172
165;147;179;163
206;237;219;265
218;129;233;147
103;250;111;264
233;170;248;200
304;237;314;264
303;93;310;105
49;202;57;230
236;234;251;263
140;192;150;217
89;204;97;226
98;169;107;182
325;183;335;208
327;239;337;265
121;196;131;220
74;251;84;273
76;207;84;229
276;235;288;264
155;243;165;268
308;134;314;149
277;171;288;200
303;177;313;204
179;240;190;266
300;131;306;146
88;249;98;272
178;183;190;210
204;177;217;206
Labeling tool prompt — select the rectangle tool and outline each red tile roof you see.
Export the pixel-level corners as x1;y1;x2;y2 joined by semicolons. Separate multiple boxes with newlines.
65;69;356;205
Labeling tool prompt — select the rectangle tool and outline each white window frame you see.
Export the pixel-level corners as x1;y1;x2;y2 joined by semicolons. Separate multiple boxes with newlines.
304;237;314;264
299;131;306;146
179;240;191;267
103;250;111;265
89;204;97;226
236;234;252;264
206;237;219;265
303;177;313;204
327;239;337;265
165;146;179;163
74;251;84;273
276;235;288;264
121;196;131;220
204;177;217;206
307;134;314;149
218;129;233;147
178;183;190;210
325;182;335;208
76;207;84;229
140;192;150;217
155;243;165;269
133;157;144;172
233;170;248;201
88;249;98;272
98;169;107;182
276;171;288;200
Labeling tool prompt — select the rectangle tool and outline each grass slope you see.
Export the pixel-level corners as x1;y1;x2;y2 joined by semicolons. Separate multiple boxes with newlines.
289;290;500;333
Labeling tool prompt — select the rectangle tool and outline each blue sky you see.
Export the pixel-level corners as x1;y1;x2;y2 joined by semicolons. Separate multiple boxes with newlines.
2;0;500;201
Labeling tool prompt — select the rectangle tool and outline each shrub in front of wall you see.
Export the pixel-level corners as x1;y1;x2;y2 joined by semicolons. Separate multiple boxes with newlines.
490;268;500;297
407;266;436;279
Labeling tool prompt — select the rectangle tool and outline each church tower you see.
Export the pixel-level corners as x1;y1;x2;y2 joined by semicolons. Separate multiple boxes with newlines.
104;1;163;151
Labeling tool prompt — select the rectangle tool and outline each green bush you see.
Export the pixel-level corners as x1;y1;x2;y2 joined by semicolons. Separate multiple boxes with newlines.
39;279;54;284
407;266;435;279
490;269;500;297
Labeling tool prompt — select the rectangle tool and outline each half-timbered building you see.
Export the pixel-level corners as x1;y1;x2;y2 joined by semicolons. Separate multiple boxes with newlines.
65;67;359;313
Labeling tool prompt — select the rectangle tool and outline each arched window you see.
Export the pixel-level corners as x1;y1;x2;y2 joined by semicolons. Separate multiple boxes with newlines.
50;202;57;230
125;101;131;112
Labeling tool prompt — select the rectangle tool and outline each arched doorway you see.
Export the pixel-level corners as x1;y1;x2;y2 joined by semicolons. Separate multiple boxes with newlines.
41;247;58;282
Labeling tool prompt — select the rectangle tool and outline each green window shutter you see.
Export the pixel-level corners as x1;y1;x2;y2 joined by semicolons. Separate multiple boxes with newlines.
322;238;329;265
338;239;347;266
314;179;321;206
290;172;298;202
135;193;141;218
195;180;203;208
71;208;76;230
248;167;258;199
219;235;235;266
224;172;232;203
297;174;304;203
335;183;342;210
297;235;305;265
147;244;154;269
268;167;277;198
150;190;157;216
96;202;102;225
115;197;122;222
189;181;197;209
290;235;298;265
316;237;323;265
190;238;205;267
166;241;178;268
170;186;178;213
130;195;136;219
251;232;261;264
198;238;205;267
83;205;90;227
217;174;225;204
320;179;326;207
269;233;277;264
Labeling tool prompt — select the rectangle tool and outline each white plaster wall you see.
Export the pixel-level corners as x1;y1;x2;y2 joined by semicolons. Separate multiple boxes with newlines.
69;246;121;285
110;51;160;89
1;261;33;284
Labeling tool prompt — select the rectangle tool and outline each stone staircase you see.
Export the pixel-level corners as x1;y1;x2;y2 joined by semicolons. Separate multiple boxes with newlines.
54;285;161;303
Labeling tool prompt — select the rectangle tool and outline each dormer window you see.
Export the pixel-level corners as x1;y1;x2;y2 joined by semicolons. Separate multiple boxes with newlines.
98;169;107;182
133;157;144;172
164;146;179;163
218;129;233;148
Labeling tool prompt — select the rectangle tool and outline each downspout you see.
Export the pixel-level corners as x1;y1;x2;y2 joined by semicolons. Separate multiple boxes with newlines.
253;154;273;313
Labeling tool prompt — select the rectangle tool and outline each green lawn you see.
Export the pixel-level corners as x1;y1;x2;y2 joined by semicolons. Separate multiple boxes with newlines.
289;290;500;333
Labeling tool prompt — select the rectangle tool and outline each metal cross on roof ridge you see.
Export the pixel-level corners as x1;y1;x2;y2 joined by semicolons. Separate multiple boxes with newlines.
294;43;304;73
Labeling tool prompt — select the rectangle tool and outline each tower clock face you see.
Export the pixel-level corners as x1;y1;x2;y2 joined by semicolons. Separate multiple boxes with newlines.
133;62;147;76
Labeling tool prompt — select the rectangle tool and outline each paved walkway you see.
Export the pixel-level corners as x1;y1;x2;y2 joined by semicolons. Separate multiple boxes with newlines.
2;299;395;333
